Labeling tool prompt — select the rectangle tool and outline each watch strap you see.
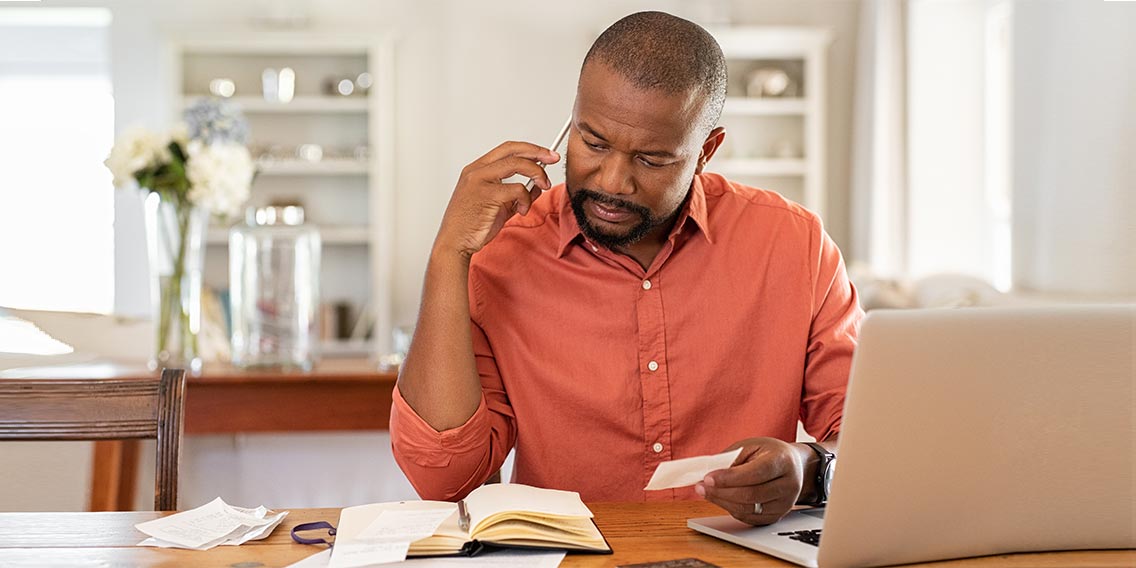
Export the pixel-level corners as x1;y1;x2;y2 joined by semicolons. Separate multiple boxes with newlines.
803;442;834;506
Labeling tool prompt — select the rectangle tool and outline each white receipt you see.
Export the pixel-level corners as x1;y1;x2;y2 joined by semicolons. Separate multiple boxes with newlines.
329;541;411;568
135;497;288;550
356;509;453;542
329;509;453;568
644;448;743;490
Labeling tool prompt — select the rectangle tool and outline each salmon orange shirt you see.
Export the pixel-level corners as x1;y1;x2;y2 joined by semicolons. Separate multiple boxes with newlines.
391;173;863;502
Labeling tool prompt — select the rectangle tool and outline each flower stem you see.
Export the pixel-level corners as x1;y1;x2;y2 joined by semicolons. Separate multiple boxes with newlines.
156;202;192;362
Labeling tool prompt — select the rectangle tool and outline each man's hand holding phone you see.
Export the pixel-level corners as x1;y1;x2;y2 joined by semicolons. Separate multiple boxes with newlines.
434;141;560;260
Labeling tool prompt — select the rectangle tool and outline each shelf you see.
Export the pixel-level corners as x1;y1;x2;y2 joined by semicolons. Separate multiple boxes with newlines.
207;226;371;246
177;36;372;55
256;160;369;176
321;339;373;358
709;158;807;177
722;97;807;116
320;226;371;244
182;96;368;113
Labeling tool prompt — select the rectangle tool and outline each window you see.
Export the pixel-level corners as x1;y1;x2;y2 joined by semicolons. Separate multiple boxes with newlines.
906;0;1012;289
0;8;114;314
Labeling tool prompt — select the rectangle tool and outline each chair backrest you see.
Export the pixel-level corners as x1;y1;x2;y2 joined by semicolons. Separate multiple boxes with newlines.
0;368;186;510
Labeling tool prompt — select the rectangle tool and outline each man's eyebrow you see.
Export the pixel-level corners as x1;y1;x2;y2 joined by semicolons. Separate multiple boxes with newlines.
577;121;679;159
578;122;608;142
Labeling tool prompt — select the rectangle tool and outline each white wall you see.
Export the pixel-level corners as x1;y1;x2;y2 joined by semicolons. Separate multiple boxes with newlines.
1011;0;1136;296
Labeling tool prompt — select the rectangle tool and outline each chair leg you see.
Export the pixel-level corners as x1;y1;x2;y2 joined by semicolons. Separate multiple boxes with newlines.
89;440;139;511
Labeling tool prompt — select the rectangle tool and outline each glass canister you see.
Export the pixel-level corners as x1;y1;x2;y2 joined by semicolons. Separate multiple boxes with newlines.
229;205;321;370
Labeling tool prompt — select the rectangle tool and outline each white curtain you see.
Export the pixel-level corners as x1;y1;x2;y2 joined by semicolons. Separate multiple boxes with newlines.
849;0;908;278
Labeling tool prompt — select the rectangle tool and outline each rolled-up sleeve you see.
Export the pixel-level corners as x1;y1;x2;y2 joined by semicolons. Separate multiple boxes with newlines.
800;224;864;442
390;271;518;501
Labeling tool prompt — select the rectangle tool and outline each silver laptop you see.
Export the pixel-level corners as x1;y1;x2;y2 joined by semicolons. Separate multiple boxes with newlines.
689;305;1135;567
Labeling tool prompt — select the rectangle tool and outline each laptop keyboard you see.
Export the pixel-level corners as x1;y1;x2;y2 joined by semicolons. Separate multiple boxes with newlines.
777;529;822;547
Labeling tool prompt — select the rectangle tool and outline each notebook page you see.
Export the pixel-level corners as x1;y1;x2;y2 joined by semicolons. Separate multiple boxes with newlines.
464;484;593;534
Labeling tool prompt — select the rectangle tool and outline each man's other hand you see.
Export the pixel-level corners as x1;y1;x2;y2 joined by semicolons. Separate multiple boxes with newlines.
695;437;808;526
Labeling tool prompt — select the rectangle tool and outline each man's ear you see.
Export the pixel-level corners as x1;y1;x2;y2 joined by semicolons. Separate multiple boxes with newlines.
695;126;726;174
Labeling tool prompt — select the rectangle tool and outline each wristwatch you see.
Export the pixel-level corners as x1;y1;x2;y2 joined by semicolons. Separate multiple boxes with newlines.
802;442;836;506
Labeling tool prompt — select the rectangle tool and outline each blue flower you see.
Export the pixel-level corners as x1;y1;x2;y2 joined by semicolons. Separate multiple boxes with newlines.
183;97;250;145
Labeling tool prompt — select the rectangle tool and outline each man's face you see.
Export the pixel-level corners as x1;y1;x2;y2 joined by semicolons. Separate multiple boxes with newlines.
565;62;714;250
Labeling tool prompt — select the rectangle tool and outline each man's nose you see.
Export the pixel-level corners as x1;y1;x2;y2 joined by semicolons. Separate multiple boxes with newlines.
596;153;635;196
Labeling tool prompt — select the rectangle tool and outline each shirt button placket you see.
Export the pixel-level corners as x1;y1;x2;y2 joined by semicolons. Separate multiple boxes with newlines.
638;274;672;499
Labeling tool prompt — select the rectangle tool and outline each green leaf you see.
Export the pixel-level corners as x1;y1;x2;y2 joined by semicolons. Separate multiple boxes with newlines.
169;141;187;166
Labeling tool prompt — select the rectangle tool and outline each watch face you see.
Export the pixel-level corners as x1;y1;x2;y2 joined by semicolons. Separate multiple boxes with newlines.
823;459;836;497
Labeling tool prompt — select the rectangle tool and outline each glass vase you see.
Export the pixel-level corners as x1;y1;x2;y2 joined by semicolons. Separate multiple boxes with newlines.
144;191;208;373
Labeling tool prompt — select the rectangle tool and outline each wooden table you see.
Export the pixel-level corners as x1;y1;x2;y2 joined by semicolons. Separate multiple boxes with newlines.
0;501;1130;567
0;359;397;511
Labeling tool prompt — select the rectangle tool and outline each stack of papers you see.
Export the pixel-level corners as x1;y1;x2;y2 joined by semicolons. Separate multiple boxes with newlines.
136;497;289;550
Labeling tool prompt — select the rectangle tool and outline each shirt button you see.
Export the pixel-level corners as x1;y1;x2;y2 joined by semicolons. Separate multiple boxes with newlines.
647;360;659;372
652;442;664;453
642;280;652;290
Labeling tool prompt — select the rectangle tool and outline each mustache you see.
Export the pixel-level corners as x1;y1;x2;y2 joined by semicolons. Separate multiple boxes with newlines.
572;188;652;218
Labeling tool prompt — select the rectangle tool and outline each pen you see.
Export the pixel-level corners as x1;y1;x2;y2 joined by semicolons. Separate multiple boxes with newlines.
523;116;573;192
457;500;470;533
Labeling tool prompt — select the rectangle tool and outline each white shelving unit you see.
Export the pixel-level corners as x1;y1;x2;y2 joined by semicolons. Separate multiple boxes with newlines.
256;159;370;176
713;158;808;177
708;27;832;218
721;96;807;116
180;96;369;114
168;33;395;357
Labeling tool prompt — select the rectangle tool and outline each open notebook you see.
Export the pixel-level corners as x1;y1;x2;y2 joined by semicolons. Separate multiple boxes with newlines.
335;484;612;557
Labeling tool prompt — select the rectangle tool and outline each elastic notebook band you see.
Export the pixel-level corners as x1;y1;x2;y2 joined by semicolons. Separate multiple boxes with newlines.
291;521;337;547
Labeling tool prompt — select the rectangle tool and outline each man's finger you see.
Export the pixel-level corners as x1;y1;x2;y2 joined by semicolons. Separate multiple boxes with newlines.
703;492;793;527
701;474;796;506
705;449;792;489
493;182;536;215
476;156;554;190
471;141;560;169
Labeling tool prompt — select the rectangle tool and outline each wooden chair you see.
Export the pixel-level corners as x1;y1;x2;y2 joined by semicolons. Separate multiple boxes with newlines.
0;368;186;510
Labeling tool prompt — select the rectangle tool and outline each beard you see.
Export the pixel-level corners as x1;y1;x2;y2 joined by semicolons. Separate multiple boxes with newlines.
568;188;661;249
564;157;680;250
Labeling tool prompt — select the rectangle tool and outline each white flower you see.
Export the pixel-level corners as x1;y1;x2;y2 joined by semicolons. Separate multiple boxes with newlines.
104;127;169;187
168;122;190;149
185;140;254;217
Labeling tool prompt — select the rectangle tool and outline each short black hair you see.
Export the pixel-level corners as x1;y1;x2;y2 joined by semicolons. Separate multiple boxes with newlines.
582;11;727;136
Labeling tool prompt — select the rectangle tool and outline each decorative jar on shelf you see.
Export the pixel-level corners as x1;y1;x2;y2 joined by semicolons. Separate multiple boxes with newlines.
229;205;321;370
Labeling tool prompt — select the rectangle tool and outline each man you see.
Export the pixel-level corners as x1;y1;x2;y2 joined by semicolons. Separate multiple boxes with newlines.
392;11;862;527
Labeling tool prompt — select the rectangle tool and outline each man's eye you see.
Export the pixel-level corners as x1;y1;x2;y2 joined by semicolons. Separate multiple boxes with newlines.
639;157;664;168
585;141;605;151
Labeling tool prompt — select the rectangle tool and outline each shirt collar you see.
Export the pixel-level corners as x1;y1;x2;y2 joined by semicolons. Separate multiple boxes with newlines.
556;174;714;259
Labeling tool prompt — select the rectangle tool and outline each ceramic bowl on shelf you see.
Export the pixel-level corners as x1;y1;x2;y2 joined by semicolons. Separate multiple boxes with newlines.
745;67;799;98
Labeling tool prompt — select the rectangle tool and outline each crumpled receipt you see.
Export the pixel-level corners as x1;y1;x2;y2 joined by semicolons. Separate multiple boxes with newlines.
136;497;288;550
